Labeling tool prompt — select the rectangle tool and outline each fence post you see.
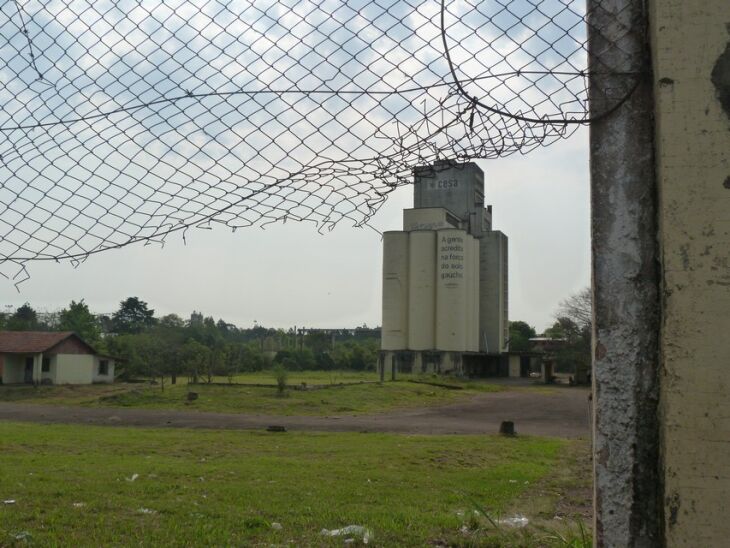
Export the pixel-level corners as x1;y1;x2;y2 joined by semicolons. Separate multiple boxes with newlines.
587;0;663;545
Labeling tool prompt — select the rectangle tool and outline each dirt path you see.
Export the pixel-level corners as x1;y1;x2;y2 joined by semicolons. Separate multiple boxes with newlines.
0;387;591;438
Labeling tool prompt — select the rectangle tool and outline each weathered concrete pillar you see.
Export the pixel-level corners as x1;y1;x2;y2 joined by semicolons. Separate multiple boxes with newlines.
588;0;662;545
650;1;730;545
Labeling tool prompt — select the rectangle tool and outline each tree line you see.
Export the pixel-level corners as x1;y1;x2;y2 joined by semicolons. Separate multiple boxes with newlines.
0;298;380;382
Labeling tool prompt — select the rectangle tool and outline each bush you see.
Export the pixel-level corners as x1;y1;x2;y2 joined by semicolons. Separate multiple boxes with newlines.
272;365;288;394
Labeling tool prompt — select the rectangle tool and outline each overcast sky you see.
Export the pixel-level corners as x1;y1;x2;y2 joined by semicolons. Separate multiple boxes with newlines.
1;128;589;333
0;0;590;332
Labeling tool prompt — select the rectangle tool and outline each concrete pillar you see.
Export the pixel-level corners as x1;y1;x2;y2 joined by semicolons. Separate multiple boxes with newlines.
412;351;423;374
33;353;43;383
588;0;662;545
650;1;730;545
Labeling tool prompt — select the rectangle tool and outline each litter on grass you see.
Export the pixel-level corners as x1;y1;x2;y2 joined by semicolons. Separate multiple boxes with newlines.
137;508;157;515
72;502;85;508
321;525;372;544
271;522;283;530
3;500;16;505
126;473;139;482
13;531;31;541
497;514;529;528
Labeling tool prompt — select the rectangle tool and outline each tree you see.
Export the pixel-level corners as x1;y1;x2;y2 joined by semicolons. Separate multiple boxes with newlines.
557;287;592;331
105;334;144;379
508;321;536;351
304;331;332;354
274;348;316;371
216;319;232;335
113;297;155;334
330;340;378;371
6;303;39;331
204;340;226;383
547;287;592;382
237;343;269;372
96;314;115;335
132;334;171;390
544;316;581;342
180;339;210;383
159;313;185;329
59;300;100;343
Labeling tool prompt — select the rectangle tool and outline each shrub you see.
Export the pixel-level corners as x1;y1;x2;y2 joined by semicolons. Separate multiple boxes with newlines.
272;365;288;394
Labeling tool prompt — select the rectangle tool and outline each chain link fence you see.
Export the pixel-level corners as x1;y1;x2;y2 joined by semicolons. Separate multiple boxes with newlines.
0;0;639;283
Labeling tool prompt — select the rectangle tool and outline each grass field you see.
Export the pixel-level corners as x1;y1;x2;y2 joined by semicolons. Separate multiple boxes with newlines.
0;422;590;546
0;372;507;416
223;370;379;385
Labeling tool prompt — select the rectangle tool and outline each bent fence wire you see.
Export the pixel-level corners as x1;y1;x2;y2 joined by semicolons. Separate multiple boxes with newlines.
0;0;638;284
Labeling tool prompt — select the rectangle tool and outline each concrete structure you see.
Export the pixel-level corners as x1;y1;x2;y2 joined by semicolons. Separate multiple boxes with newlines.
380;161;508;376
652;1;730;545
529;338;568;384
589;0;730;545
0;331;115;385
588;0;662;543
505;352;541;379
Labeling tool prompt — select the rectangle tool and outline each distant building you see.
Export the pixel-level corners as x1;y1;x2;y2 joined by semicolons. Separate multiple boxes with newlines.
380;161;508;376
0;331;115;385
528;337;589;385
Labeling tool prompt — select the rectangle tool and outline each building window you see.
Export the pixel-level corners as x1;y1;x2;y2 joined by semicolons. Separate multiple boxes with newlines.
98;360;109;376
42;357;50;373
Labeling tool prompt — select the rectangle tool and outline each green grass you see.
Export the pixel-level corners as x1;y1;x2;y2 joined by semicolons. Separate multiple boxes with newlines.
98;381;502;416
0;422;589;546
0;374;506;416
221;370;379;385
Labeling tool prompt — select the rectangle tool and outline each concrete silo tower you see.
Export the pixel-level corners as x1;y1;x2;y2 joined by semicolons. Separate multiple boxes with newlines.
380;161;508;377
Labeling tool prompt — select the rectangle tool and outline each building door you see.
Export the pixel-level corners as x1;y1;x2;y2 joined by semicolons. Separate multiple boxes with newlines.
520;356;530;378
24;357;33;383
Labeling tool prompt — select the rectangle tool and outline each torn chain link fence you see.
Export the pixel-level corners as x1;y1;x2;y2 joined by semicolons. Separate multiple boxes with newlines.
0;0;639;284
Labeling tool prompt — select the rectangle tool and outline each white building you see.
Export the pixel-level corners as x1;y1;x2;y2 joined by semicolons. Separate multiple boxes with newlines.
380;161;508;376
0;331;115;385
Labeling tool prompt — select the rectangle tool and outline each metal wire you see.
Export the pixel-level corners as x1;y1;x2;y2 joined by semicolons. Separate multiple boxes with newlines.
0;0;639;284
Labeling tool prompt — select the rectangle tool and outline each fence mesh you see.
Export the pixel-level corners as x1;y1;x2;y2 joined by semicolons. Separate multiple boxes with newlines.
0;0;639;283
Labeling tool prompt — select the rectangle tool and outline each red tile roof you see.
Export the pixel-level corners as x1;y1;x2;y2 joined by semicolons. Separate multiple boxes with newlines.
0;331;88;354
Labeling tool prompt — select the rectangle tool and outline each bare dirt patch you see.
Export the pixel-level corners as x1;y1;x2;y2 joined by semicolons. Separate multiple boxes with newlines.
0;386;590;437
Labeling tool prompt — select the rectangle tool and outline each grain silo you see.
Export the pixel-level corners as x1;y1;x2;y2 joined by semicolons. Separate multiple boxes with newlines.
407;230;436;350
381;231;409;351
379;160;508;377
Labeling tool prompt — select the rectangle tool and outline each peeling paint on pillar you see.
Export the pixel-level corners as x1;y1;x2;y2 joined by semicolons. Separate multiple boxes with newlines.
588;0;662;546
